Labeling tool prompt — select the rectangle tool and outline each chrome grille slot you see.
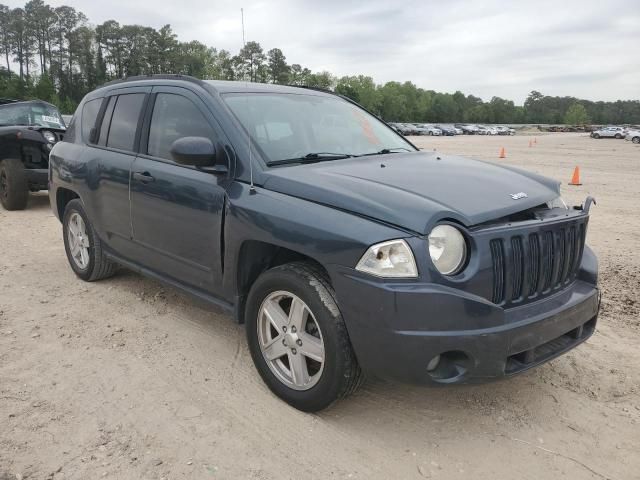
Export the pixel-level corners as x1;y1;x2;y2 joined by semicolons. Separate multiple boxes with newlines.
490;239;505;304
541;231;554;292
511;236;524;300
527;233;541;297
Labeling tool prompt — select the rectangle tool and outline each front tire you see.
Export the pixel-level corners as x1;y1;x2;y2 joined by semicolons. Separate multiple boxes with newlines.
615;133;622;139
633;136;640;144
245;262;362;411
0;159;28;211
62;199;118;281
593;133;600;139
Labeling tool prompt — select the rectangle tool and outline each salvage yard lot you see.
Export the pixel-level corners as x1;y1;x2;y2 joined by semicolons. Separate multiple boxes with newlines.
1;133;639;480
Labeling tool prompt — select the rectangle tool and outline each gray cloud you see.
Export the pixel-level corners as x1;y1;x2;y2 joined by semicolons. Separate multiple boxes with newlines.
6;0;639;103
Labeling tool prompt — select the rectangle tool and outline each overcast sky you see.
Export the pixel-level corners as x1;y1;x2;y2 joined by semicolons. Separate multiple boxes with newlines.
6;0;640;103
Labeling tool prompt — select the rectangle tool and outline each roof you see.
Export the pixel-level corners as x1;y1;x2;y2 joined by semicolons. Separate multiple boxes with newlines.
204;80;333;96
95;74;334;97
0;98;59;109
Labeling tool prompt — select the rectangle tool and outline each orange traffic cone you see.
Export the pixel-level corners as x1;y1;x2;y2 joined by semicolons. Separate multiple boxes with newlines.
569;166;582;185
499;147;506;158
528;139;533;147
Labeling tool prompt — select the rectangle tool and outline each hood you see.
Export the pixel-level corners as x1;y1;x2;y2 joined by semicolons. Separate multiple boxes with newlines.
262;151;560;234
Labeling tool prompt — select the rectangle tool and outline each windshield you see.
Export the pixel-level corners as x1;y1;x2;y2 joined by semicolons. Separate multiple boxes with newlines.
222;93;415;165
0;103;66;128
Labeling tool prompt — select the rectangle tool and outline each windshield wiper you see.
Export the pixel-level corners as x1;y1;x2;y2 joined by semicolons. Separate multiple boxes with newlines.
267;152;354;166
357;147;414;157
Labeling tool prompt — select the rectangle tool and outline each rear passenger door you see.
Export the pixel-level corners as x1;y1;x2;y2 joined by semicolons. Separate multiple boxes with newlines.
129;86;229;295
82;87;150;257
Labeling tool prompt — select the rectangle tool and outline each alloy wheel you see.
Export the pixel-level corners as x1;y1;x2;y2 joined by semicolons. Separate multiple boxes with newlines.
257;291;325;391
67;212;90;269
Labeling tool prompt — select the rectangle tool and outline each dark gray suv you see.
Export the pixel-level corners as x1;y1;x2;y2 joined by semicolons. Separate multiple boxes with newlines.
49;75;599;411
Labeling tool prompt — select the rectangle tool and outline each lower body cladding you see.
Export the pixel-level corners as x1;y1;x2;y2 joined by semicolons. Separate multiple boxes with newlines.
26;168;48;191
332;268;599;385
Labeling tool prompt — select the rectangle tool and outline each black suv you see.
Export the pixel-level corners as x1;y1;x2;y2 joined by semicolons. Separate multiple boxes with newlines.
49;76;599;411
0;99;66;210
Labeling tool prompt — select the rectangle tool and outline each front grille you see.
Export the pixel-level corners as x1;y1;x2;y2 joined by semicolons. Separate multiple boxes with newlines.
489;219;587;305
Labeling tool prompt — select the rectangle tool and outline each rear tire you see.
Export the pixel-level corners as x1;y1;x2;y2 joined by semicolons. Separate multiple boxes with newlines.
633;136;640;144
593;133;600;139
245;262;363;411
62;199;118;282
615;133;622;139
0;159;28;211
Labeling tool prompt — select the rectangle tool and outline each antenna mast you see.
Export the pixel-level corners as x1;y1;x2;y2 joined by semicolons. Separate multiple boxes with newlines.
241;8;246;46
241;7;256;193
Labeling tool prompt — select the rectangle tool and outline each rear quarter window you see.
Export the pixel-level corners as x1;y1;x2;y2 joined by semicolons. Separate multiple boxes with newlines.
81;98;102;143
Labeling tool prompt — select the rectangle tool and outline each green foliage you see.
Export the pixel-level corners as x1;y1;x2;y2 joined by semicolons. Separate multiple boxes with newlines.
267;48;289;84
564;103;590;125
33;73;55;101
1;1;639;124
335;75;379;112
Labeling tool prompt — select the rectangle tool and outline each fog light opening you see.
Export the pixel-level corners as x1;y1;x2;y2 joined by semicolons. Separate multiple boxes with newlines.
427;350;472;383
426;354;441;372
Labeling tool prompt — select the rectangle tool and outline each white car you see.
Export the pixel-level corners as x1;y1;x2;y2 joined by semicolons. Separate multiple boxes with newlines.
495;126;516;135
477;126;498;135
418;124;442;136
591;126;626;139
625;130;640;144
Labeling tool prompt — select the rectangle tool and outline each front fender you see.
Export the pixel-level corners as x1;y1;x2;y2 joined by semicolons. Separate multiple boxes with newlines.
578;245;598;286
221;181;411;300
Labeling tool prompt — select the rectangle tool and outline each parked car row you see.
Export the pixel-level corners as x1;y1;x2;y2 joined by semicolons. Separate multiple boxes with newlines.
590;125;640;142
389;122;515;136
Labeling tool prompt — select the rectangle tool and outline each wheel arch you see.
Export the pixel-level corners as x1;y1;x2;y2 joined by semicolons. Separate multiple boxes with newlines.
55;187;80;222
233;240;330;324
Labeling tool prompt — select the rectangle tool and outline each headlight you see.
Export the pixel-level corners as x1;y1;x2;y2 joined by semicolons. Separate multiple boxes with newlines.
355;239;418;278
428;225;467;275
547;196;568;209
42;130;56;144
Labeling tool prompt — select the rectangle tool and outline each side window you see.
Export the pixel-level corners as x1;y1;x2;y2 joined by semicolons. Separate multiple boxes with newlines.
98;97;116;147
81;98;102;143
147;93;215;161
106;93;146;152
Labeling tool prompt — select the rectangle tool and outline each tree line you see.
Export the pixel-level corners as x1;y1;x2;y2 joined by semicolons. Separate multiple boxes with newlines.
1;0;639;125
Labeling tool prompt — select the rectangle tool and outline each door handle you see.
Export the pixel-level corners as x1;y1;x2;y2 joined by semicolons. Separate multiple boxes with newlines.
132;171;155;183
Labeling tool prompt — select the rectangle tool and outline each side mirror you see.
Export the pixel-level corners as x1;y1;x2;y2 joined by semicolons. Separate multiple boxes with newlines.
170;137;216;167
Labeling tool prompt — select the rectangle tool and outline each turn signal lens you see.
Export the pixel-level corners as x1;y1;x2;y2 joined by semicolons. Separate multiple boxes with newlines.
356;239;418;278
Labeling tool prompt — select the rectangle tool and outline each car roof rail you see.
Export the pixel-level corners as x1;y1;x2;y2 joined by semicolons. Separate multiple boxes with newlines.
0;98;20;105
99;74;205;89
287;84;337;95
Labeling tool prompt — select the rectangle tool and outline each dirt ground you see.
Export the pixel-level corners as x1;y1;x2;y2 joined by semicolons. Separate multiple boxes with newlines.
1;133;639;480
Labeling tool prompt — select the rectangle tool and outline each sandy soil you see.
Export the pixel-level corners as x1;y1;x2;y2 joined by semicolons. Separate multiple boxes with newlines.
1;133;639;480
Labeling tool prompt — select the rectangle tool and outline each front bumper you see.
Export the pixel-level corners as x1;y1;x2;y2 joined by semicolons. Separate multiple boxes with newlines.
332;266;599;385
26;168;49;190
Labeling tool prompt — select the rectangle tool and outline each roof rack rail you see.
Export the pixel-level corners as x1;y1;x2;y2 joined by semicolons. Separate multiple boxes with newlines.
0;98;20;105
100;74;204;89
286;84;337;95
